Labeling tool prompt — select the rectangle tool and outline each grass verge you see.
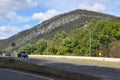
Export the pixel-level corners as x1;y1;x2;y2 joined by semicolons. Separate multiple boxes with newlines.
0;57;102;80
29;56;120;68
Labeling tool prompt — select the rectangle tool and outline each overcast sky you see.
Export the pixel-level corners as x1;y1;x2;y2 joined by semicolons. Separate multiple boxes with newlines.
0;0;120;39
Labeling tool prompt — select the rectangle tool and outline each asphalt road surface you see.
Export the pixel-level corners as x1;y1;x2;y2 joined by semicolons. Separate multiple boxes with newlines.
16;58;120;80
0;68;63;80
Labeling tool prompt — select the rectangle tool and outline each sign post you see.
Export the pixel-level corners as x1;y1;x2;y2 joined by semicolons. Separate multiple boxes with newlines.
11;42;16;59
11;42;16;47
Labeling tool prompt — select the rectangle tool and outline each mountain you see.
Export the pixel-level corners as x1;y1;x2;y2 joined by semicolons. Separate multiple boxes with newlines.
0;9;117;50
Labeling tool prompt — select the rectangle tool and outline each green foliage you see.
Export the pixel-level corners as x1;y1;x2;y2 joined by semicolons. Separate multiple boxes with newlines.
17;43;33;54
16;19;120;58
58;46;69;55
33;40;47;55
0;9;116;50
49;19;120;57
1;9;120;57
0;49;5;55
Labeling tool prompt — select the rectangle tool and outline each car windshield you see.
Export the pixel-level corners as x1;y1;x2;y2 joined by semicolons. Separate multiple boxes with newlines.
20;51;27;54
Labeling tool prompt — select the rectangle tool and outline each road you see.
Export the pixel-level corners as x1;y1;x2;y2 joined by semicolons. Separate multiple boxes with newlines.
0;68;63;80
16;58;120;80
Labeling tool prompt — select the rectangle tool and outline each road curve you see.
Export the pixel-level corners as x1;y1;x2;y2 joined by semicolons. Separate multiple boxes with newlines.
16;58;120;80
0;68;62;80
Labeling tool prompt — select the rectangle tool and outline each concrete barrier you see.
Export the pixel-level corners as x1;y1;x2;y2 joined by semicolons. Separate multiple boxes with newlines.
29;55;120;62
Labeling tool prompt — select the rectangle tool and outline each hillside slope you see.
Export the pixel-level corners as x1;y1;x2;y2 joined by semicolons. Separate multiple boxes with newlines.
0;9;117;49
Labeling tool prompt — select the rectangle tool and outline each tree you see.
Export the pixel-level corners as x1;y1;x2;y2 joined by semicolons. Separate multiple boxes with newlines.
34;40;47;54
16;19;120;57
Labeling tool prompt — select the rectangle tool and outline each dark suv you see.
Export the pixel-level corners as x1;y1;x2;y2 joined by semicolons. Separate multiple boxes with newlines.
17;51;28;58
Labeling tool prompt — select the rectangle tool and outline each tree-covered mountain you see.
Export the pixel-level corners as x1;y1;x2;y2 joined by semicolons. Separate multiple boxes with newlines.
0;9;117;50
17;19;120;58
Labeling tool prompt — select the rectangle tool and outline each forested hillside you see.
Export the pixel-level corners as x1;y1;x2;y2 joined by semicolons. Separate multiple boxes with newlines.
17;19;120;58
0;9;116;50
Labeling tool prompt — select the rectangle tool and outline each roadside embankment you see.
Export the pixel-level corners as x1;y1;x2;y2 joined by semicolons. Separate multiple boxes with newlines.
29;55;120;68
0;57;102;80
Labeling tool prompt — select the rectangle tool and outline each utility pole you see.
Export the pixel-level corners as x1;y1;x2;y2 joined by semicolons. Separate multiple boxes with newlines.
46;41;48;54
89;30;91;57
84;27;91;57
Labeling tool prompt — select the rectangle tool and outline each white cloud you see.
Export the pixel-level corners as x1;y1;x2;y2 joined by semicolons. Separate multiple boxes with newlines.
0;0;38;22
0;32;8;39
0;0;37;10
0;26;21;32
89;0;110;3
32;9;60;22
5;11;30;23
39;0;77;12
24;24;31;29
0;24;33;39
79;3;105;12
38;0;109;12
0;31;14;39
0;0;37;16
0;25;22;39
0;0;38;39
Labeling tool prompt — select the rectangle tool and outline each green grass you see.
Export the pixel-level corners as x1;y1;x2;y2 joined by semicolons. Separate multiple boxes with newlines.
29;56;120;68
0;57;102;80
